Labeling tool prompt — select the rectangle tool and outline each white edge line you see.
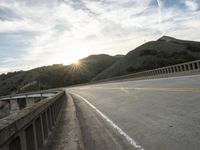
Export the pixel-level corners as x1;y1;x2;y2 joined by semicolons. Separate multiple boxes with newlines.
72;93;144;150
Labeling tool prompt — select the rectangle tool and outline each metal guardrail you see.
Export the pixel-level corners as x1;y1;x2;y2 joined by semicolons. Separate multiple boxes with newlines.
0;90;66;150
93;60;200;83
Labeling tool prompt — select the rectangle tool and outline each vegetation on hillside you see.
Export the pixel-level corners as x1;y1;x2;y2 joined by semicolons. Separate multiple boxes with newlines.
93;36;200;80
1;36;200;96
0;54;121;96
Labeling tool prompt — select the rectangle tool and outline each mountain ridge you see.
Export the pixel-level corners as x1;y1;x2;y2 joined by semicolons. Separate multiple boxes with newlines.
1;36;200;96
0;54;121;96
93;36;200;80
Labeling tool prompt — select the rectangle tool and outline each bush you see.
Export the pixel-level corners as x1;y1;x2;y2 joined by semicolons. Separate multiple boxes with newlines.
139;49;157;56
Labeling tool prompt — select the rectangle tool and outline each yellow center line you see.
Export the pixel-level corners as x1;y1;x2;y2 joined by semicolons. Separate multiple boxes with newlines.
133;87;200;93
74;87;200;93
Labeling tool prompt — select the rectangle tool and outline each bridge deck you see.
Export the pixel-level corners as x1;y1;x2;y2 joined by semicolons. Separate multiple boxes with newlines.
47;93;136;150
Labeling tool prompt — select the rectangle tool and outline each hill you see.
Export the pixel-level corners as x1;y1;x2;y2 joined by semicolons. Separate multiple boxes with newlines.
93;36;200;80
0;54;121;96
1;36;200;96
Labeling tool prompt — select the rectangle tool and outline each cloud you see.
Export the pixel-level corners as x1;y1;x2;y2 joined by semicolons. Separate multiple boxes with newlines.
0;6;20;21
0;0;200;73
0;67;10;74
185;0;199;11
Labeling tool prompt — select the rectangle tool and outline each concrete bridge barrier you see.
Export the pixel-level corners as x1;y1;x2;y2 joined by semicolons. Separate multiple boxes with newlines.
144;60;200;77
91;60;200;83
0;90;66;150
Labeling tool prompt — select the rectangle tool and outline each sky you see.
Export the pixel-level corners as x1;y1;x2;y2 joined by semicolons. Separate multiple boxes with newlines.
0;0;200;73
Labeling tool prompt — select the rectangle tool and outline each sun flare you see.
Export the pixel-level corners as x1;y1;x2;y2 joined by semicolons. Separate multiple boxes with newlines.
61;46;92;65
74;60;80;65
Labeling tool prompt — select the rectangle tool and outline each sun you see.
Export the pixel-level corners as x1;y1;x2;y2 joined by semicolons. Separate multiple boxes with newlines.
61;56;81;65
73;60;80;65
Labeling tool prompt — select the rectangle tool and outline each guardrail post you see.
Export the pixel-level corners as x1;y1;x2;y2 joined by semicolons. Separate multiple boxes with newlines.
178;66;181;72
40;93;42;100
166;68;169;74
172;67;174;73
167;68;170;74
197;62;200;69
9;136;22;150
189;63;193;70
171;67;174;73
153;71;156;76
25;124;36;150
178;66;182;72
184;64;188;71
198;61;200;68
42;111;48;140
25;95;28;106
192;63;195;70
169;67;173;73
50;105;55;126
35;116;44;149
174;66;178;72
193;62;198;70
10;99;20;112
19;130;27;150
164;68;167;74
188;63;191;70
180;65;184;71
47;108;52;132
186;64;189;70
162;69;165;74
174;67;177;73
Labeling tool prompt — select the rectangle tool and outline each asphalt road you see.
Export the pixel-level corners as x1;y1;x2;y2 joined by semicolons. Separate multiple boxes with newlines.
66;74;200;150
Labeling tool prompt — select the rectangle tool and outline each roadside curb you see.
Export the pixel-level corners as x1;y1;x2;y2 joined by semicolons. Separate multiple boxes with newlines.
67;93;85;150
47;92;84;150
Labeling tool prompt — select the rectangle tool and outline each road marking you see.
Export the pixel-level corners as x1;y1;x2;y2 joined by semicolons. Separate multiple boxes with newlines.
72;93;144;150
72;87;200;93
133;87;200;93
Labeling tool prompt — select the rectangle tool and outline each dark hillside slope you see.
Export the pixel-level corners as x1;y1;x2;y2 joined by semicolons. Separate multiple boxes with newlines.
93;36;200;80
0;54;121;96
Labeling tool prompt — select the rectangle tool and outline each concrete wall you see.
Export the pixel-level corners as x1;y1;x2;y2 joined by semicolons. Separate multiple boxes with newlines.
0;91;65;150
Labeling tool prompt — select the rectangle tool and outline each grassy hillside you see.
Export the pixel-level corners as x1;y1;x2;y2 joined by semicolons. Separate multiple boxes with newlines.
93;36;200;80
0;54;121;96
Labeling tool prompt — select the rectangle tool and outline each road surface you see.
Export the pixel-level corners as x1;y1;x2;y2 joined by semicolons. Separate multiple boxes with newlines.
66;74;200;150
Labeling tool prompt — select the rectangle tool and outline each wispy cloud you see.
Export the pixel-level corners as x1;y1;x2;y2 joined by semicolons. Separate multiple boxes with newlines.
0;0;200;73
185;0;199;11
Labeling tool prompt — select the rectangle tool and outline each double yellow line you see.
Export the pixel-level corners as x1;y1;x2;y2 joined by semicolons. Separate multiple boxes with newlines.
132;87;200;93
73;86;200;93
76;87;200;93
